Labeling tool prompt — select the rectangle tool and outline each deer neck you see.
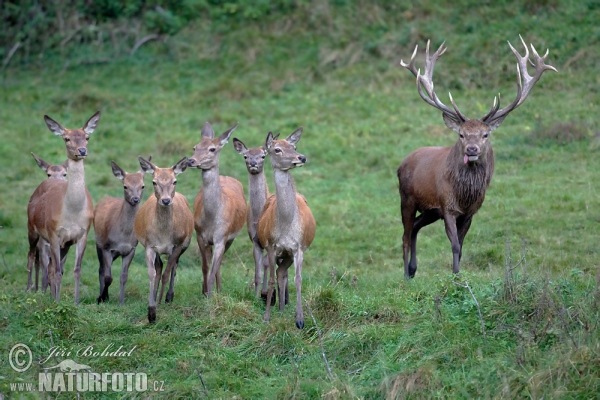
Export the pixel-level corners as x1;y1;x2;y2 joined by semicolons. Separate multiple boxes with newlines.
273;168;298;226
119;200;139;233
63;158;87;213
201;166;222;218
248;171;268;222
154;200;174;232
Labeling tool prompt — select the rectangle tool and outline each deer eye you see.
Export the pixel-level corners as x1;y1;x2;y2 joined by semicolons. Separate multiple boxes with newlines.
63;174;67;177
47;174;51;177
483;133;489;138
274;148;282;153
209;148;216;153
64;138;70;142
173;181;177;185
152;181;157;186
459;134;464;139
142;185;145;189
243;155;247;159
124;186;128;190
262;155;266;159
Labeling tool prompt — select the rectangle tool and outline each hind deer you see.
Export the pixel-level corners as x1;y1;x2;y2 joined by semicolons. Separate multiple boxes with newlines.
187;122;247;298
27;111;99;302
94;160;148;305
398;36;556;279
134;156;193;323
27;153;68;292
257;128;316;329
232;137;270;299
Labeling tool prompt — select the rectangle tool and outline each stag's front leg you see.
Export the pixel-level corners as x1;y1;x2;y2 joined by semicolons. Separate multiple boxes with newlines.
443;213;461;274
456;215;473;262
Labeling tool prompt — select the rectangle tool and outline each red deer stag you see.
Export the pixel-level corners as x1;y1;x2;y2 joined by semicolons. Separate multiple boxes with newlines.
27;112;99;302
232;137;270;299
187;122;247;298
134;156;193;323
94;159;148;304
27;153;68;292
257;128;316;329
398;36;556;279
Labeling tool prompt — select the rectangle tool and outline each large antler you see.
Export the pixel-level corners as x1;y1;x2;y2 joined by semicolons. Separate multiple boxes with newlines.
481;35;557;126
401;40;467;124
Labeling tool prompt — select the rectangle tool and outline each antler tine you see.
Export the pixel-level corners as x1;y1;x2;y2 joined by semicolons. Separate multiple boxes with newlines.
480;94;500;122
483;35;556;125
402;39;465;122
400;44;419;78
448;92;468;122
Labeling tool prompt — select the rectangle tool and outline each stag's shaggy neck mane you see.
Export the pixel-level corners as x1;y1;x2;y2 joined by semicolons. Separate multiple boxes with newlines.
446;144;495;211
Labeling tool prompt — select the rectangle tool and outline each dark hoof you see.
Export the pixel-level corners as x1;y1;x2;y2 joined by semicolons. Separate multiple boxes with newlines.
97;293;109;304
165;292;174;303
148;306;156;323
296;320;304;329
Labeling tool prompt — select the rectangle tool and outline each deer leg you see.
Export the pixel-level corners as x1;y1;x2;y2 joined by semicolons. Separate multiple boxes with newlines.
165;246;186;303
97;247;114;304
48;242;61;301
146;247;158;323
252;239;264;298
197;236;210;296
443;213;461;274
409;209;442;274
457;215;473;262
73;235;88;304
27;233;40;291
154;256;163;303
119;249;136;305
41;247;49;293
401;203;417;279
293;249;305;329
206;240;226;297
276;256;293;311
264;248;277;323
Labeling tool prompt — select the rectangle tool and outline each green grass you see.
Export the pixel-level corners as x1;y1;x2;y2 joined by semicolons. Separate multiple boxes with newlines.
1;0;600;398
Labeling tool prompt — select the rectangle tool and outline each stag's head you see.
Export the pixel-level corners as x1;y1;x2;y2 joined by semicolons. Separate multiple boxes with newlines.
401;35;557;164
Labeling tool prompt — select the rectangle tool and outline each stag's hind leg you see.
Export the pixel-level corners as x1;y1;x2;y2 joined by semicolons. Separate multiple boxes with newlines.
400;202;417;279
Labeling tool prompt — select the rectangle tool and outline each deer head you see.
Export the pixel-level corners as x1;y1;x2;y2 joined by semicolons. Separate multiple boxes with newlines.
264;128;306;171
139;156;188;207
187;122;238;170
44;111;100;160
232;138;267;174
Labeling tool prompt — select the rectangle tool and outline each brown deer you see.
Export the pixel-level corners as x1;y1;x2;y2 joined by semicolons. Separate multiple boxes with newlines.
257;128;316;329
27;153;68;292
134;156;194;323
232;137;271;299
187;122;247;298
27;112;99;302
398;36;556;279
94;159;148;305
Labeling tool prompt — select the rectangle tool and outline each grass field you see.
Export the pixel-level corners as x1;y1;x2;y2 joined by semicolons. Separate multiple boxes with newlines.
1;1;599;398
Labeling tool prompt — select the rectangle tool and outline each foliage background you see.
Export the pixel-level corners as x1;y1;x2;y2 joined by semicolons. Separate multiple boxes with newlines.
1;0;599;398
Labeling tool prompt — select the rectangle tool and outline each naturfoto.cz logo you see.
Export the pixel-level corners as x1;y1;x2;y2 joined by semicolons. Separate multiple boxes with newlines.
7;343;165;394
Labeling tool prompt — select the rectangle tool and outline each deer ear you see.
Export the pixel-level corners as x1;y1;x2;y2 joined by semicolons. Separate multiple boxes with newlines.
264;131;275;150
138;156;155;175
232;138;247;154
83;111;101;135
218;122;238;146
442;113;462;133
201;122;214;139
173;157;188;175
111;161;126;181
44;115;65;136
486;115;508;132
61;160;69;170
31;153;49;172
285;127;303;146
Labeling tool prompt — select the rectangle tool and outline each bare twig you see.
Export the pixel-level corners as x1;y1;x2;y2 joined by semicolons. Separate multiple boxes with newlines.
130;34;162;56
454;280;486;339
195;367;209;396
2;42;21;70
306;302;334;380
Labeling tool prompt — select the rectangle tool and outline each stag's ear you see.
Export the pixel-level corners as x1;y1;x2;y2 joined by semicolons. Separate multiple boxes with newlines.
486;115;508;132
111;161;126;181
442;113;462;133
